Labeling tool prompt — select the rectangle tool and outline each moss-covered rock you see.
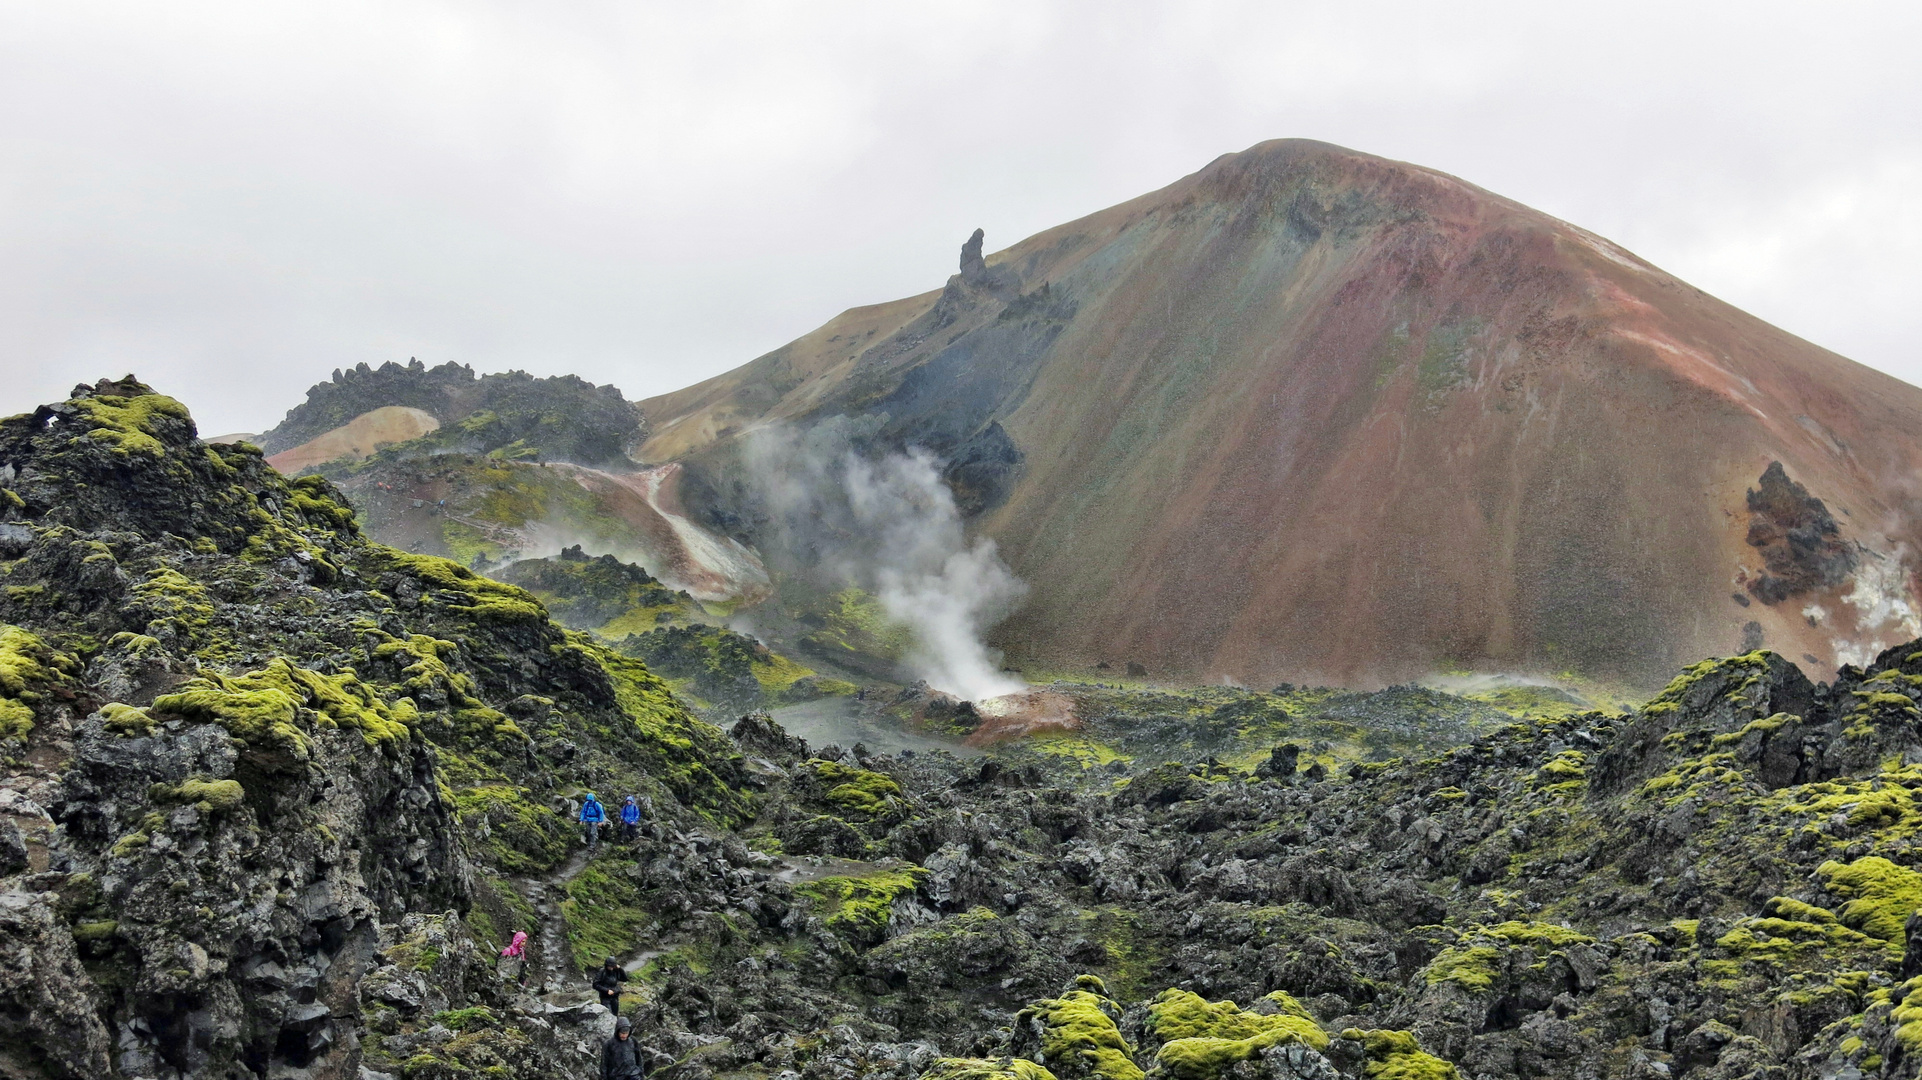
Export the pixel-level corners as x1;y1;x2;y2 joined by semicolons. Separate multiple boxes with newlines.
0;623;75;739
1013;977;1144;1080
1144;989;1329;1080
795;865;928;948
925;1058;1062;1080
152;657;414;770
1336;1030;1457;1080
806;758;906;816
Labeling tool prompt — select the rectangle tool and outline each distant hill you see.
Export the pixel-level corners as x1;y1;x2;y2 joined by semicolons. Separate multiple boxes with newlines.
260;358;644;469
266;405;440;473
259;359;770;604
640;139;1922;690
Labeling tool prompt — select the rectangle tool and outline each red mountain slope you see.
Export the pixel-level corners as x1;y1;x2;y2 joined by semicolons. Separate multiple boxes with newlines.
640;140;1922;689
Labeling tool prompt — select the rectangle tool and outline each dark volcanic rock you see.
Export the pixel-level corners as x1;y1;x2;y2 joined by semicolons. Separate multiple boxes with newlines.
13;377;1922;1080
1745;460;1858;605
261;360;645;468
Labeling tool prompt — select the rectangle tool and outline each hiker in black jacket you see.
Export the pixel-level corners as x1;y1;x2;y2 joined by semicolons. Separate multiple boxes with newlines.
591;955;626;1014
602;1017;645;1080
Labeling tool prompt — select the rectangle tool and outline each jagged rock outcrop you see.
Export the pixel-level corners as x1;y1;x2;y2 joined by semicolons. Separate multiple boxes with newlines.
260;361;644;469
1744;460;1859;605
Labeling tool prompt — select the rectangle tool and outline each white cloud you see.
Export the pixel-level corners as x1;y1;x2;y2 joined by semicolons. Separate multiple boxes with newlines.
0;0;1915;432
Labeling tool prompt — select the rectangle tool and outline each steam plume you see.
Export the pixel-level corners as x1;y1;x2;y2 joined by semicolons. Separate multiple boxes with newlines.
745;422;1027;701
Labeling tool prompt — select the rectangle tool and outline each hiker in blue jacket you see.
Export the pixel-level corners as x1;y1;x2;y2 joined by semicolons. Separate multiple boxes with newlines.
579;792;606;847
620;795;642;842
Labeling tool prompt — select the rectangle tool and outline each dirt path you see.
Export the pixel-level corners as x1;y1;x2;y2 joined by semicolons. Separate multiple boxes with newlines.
513;845;595;1000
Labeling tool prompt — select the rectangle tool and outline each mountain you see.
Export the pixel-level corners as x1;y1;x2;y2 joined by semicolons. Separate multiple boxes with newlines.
16;379;1922;1080
640;139;1922;691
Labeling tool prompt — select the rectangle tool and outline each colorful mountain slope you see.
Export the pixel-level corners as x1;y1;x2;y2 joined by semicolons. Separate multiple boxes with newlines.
640;139;1922;690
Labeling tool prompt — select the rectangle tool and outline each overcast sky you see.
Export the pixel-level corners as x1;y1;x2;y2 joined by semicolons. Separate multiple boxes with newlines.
1;1;1916;436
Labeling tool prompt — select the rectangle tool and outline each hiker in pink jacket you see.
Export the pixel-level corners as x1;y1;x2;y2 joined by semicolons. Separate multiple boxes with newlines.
497;931;529;987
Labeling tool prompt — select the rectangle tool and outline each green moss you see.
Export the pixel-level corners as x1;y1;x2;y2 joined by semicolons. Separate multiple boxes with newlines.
153;658;413;768
68;390;192;458
454;784;568;874
750;650;815;693
1341;1029;1459;1080
1888;977;1922;1055
1532;751;1586;785
374;634;482;706
1484;921;1593;948
800;587;911;661
99;702;156;736
1422;922;1591;991
593;642;752;826
1019;986;1144;1080
1710;712;1796;747
1709;899;1886;976
151;777;247;812
1422;946;1500;991
1636;753;1748;804
923;1060;1060;1080
1032;734;1129;768
1818;856;1922;945
1853;691;1921;714
1148;989;1321;1044
1070;908;1161;1001
1788;779;1920;831
1149;988;1327;1079
0;697;31;739
794;865;927;946
431;1007;498;1032
0;624;75;740
285;474;358;531
70;920;119;942
561;854;653;969
1642;651;1774;717
110;832;151;857
106;632;164;657
807;758;904;815
446;706;527;746
131;567;215;642
1463;685;1598;720
487;876;538;936
366;550;548;625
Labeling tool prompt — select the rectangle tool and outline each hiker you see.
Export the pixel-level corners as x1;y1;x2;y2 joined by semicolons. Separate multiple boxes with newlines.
580;792;606;847
601;1016;646;1080
620;795;641;842
591;955;627;1014
496;931;528;987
